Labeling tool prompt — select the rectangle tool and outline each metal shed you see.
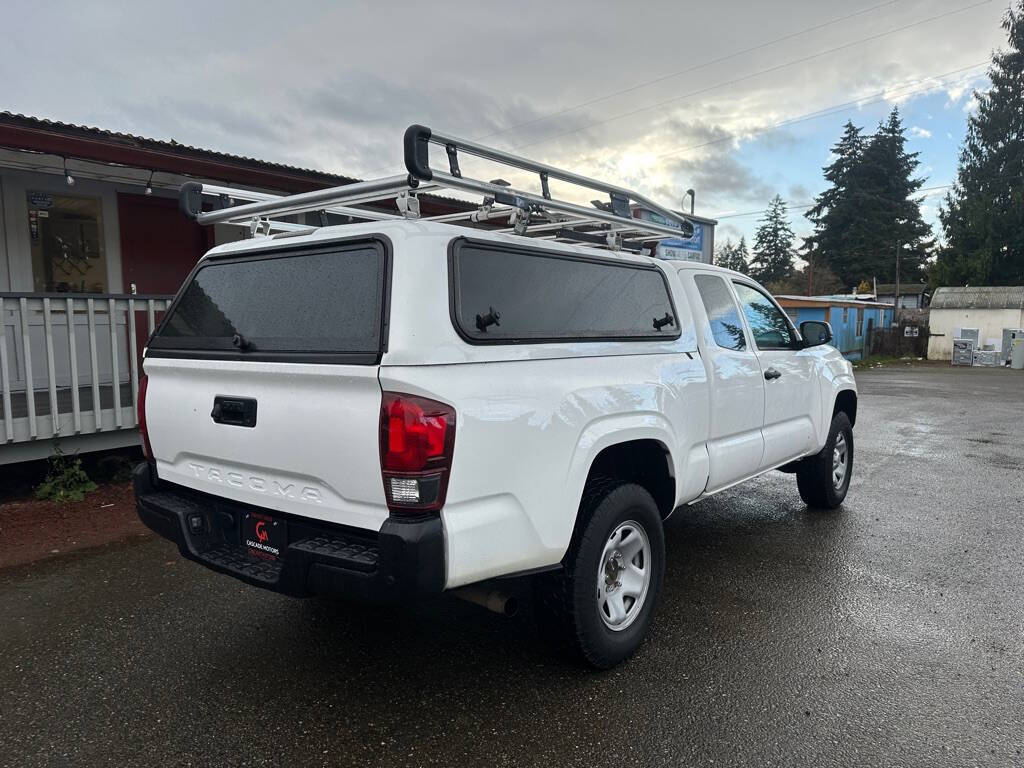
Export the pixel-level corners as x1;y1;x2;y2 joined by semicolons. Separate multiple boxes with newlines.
927;286;1024;361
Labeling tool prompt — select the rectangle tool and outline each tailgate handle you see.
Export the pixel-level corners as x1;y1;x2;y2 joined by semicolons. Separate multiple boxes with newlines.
211;396;257;428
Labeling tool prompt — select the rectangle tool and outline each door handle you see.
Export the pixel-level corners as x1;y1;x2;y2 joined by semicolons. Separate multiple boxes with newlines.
211;396;258;427
764;368;782;380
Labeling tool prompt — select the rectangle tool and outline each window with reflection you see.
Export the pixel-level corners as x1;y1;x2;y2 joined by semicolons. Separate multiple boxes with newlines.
732;283;796;350
28;192;107;293
451;241;679;342
694;274;746;351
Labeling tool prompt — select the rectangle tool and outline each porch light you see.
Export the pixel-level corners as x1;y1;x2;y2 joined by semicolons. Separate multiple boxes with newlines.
144;170;154;195
63;158;74;186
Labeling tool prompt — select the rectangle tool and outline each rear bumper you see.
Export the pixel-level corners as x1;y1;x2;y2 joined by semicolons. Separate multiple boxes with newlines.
133;463;445;601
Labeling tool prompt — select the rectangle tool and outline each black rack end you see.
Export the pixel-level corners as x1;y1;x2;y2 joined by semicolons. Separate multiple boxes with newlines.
404;124;433;181
179;182;204;220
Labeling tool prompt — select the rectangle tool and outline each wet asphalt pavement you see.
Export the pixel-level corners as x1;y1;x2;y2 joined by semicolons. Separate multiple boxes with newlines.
2;365;1023;767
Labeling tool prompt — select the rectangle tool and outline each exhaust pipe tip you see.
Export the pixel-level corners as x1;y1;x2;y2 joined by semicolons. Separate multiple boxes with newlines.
453;585;518;617
501;595;519;618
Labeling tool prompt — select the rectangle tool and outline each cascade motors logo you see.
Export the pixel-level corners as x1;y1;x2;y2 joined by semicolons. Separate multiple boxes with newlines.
245;515;280;558
186;462;323;504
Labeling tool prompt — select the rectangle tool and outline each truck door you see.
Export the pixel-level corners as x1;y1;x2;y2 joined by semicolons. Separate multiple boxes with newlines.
687;272;765;490
730;281;819;469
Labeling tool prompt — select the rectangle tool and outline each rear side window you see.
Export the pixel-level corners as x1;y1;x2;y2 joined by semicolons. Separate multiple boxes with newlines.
149;240;388;362
450;240;679;343
694;274;746;351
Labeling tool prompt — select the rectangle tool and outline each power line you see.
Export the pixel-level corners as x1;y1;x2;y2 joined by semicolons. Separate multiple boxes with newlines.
507;0;994;153
355;0;910;179
473;0;904;142
716;204;814;220
713;174;1024;220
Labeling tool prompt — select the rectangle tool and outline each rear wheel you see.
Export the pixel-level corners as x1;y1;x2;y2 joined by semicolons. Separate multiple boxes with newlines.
796;412;853;509
536;482;665;669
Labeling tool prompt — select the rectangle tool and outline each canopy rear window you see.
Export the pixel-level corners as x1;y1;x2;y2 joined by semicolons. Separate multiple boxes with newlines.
149;240;389;363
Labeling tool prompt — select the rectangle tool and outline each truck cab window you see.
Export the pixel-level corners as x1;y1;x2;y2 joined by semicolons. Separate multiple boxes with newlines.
694;274;746;351
732;283;796;350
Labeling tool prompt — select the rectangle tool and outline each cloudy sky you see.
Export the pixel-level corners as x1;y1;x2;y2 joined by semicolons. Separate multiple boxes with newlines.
1;0;1011;247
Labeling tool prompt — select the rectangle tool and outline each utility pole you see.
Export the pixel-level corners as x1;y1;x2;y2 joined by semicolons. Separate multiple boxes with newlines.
894;239;901;324
805;236;815;296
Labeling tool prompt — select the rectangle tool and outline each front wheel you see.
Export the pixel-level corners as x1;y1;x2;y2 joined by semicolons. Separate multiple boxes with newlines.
796;411;854;509
535;482;665;669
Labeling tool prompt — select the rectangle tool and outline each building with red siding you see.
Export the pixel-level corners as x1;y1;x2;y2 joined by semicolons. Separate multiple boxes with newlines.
0;112;468;462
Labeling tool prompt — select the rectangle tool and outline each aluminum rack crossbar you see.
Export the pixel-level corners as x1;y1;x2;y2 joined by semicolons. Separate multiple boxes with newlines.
427;169;687;240
176;123;695;250
180;175;421;226
184;183;406;233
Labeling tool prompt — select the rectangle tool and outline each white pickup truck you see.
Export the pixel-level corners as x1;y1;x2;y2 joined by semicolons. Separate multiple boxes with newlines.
135;127;857;668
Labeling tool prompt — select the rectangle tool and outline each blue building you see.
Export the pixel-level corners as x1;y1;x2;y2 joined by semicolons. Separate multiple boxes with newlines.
776;295;894;361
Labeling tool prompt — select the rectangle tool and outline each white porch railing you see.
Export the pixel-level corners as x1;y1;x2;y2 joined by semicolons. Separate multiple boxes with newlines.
0;292;174;463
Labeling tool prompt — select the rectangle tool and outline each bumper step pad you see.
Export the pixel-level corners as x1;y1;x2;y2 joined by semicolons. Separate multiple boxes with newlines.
198;544;283;584
291;536;379;573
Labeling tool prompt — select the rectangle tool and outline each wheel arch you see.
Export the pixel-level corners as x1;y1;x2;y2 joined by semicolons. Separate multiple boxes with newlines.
560;436;675;566
833;388;857;427
586;438;676;518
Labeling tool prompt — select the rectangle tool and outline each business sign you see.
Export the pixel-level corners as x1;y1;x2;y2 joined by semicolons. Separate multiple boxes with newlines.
633;207;707;261
659;223;703;252
28;192;54;210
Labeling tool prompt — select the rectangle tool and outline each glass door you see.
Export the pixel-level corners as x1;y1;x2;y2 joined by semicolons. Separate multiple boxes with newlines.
28;191;108;293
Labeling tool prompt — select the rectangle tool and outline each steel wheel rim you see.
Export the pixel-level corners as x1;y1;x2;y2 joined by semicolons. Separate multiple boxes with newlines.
833;432;848;489
597;520;652;632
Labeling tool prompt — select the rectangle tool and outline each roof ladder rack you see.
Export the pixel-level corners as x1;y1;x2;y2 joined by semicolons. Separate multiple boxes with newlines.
178;123;697;253
403;124;694;241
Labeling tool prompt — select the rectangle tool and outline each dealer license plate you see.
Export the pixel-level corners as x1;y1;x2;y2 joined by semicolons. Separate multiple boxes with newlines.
242;512;286;560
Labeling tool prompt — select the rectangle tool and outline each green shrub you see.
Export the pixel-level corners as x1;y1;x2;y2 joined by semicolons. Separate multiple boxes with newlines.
35;441;97;503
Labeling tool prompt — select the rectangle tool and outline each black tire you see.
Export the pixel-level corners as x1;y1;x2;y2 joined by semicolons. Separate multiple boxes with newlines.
797;411;853;509
535;481;665;669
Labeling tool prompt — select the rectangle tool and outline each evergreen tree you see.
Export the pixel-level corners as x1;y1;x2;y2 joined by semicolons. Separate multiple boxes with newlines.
735;236;750;274
806;121;869;285
763;259;845;297
715;237;749;273
807;111;932;286
750;195;795;283
857;108;933;282
714;238;734;267
789;236;848;295
935;2;1024;285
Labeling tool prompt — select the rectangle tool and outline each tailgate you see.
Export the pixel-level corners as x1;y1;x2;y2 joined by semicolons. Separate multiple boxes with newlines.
143;237;391;531
144;358;386;530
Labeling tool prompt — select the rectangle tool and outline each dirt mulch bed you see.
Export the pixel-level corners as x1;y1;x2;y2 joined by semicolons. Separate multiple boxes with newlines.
0;482;150;570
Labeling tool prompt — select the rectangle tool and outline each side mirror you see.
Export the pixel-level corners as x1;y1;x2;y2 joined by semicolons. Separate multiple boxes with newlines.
800;320;833;347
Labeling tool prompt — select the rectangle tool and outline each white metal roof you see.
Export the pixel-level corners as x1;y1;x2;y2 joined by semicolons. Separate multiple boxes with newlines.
930;286;1024;310
775;294;891;308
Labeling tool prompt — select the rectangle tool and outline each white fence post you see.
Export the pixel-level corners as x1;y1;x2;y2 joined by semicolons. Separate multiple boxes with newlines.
86;298;101;432
18;297;37;438
66;297;82;434
0;297;13;443
42;298;59;430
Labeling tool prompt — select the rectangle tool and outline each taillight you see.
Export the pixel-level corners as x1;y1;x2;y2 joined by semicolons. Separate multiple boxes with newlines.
138;373;154;461
379;392;455;514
